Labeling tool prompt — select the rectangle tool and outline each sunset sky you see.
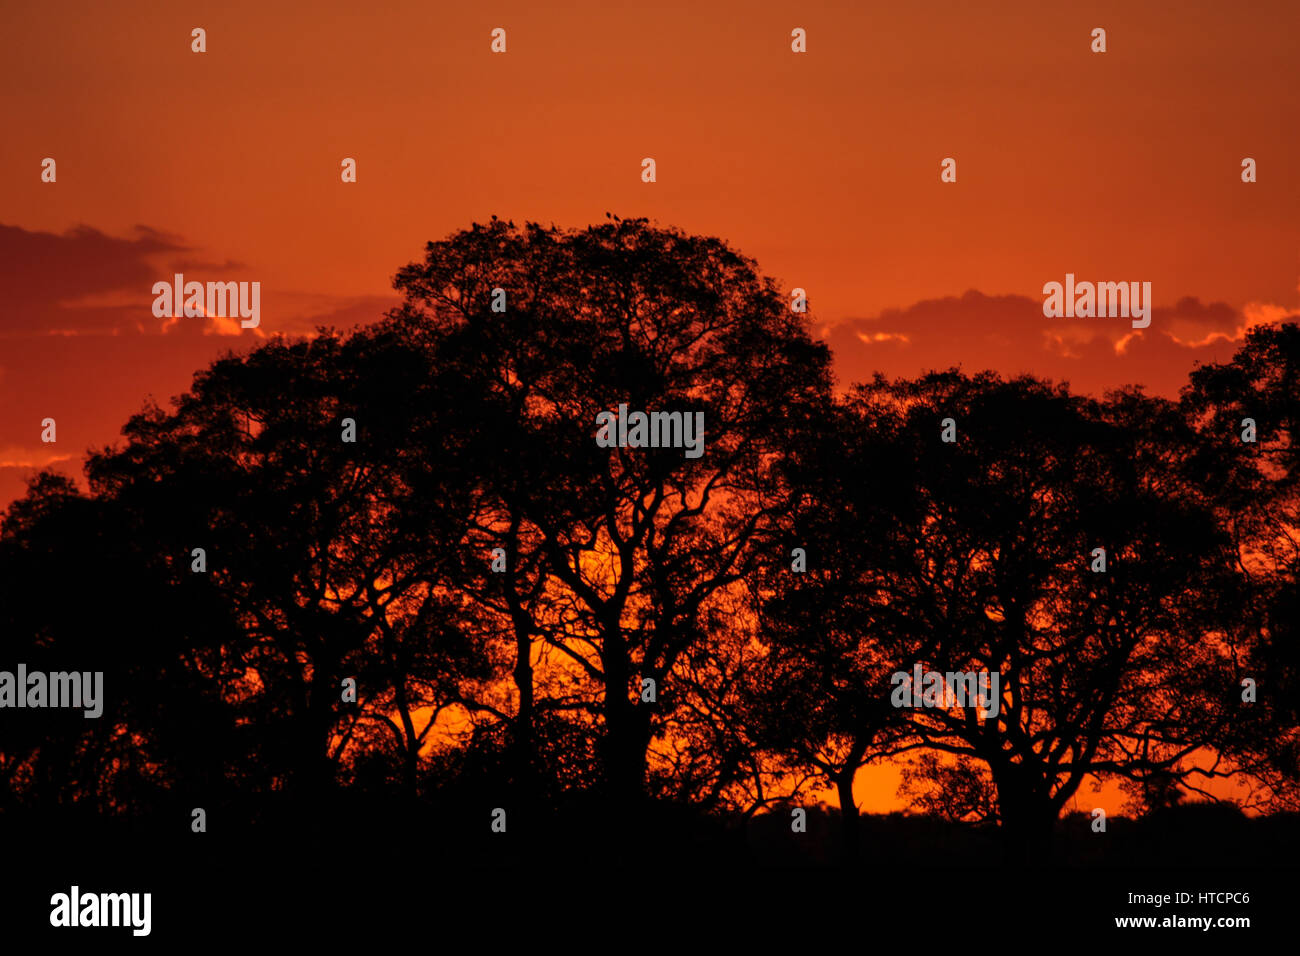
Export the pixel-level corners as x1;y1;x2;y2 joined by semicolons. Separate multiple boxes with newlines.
2;0;1295;812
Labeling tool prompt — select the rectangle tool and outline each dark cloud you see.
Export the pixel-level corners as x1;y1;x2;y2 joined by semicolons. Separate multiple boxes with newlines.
169;256;248;274
0;221;395;339
0;221;402;510
825;290;1297;398
0;223;188;332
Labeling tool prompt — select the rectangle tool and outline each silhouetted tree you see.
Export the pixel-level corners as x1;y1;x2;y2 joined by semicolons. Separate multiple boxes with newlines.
743;398;935;858
753;371;1250;860
83;330;493;806
383;216;835;826
0;471;249;817
1182;322;1300;808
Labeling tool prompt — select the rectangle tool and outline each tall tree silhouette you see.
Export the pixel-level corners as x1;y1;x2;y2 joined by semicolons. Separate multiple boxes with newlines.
83;330;493;806
382;216;834;823
1183;322;1300;807
744;387;970;858
752;371;1249;860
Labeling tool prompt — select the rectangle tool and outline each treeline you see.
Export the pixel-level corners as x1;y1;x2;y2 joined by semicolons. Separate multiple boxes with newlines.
1;217;1296;863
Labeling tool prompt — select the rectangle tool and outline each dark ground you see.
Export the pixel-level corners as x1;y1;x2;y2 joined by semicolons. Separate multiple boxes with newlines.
3;796;1294;943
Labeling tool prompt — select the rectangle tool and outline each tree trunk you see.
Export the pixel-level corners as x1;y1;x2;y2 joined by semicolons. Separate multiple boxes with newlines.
511;615;535;790
998;795;1056;863
603;684;648;804
296;658;340;803
392;674;420;802
836;770;861;862
601;640;654;826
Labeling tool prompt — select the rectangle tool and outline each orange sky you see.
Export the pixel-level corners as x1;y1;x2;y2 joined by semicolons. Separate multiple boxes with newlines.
1;0;1295;814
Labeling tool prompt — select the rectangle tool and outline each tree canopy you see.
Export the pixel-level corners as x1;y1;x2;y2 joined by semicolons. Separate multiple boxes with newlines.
2;218;1295;863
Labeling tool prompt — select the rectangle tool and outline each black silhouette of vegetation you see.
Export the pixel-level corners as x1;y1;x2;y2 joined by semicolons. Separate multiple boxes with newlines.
2;218;1297;868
